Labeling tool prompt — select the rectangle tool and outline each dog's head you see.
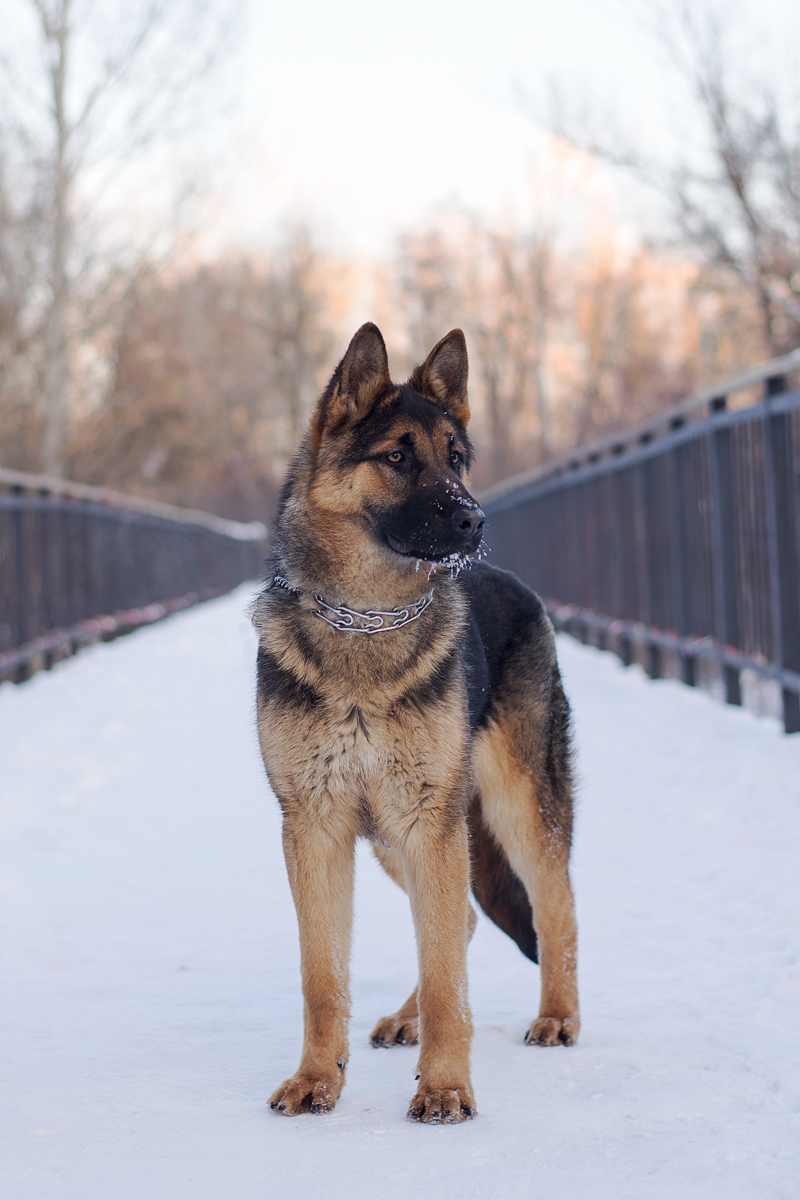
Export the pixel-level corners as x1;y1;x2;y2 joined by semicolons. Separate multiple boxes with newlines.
291;323;484;577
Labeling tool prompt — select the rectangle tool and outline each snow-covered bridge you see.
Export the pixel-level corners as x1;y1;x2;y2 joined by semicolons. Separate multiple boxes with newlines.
1;585;798;1199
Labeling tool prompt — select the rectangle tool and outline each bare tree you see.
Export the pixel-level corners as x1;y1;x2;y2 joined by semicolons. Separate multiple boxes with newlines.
570;244;701;442
398;229;462;365
256;229;336;450
473;230;557;473
396;215;731;484
0;142;46;467
537;0;800;357
67;234;339;520
398;222;560;483
0;0;232;475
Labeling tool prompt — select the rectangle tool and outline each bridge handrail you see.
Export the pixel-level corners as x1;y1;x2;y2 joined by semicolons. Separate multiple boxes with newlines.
479;347;800;733
0;466;266;542
480;346;800;506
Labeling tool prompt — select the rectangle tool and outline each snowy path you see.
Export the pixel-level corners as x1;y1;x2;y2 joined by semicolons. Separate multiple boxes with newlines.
1;585;798;1199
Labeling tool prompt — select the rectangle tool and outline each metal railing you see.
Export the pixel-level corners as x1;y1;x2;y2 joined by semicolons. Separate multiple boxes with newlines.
482;348;800;733
0;467;267;684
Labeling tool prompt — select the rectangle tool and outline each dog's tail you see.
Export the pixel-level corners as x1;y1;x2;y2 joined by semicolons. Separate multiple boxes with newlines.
467;796;539;963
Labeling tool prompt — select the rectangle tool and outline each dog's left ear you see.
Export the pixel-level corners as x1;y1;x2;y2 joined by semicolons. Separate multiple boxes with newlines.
408;329;470;427
312;323;392;442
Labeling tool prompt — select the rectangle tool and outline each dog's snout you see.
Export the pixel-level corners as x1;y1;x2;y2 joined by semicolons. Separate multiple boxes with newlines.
452;504;485;538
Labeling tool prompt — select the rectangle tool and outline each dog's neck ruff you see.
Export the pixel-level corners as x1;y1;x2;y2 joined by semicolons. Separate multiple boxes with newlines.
270;575;434;634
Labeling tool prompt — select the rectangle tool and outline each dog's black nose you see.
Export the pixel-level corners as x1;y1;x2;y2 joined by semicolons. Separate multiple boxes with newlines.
452;504;485;539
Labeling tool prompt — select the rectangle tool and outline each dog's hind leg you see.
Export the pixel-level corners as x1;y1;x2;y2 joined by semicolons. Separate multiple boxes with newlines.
473;712;580;1047
369;842;419;1046
269;816;355;1115
368;843;477;1048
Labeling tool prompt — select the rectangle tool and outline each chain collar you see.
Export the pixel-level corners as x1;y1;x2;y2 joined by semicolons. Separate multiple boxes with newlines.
269;575;434;634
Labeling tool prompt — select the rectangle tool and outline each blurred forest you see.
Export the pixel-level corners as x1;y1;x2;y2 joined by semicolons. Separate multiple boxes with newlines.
1;0;797;520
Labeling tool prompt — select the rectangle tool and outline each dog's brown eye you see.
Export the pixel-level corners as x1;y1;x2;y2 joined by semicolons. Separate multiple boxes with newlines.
386;451;404;464
450;450;462;467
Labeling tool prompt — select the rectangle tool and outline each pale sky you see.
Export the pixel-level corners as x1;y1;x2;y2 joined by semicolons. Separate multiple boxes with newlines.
7;0;795;258
200;0;797;256
221;0;658;252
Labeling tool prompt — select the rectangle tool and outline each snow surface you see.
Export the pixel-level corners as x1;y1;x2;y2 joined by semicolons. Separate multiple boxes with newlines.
1;584;799;1199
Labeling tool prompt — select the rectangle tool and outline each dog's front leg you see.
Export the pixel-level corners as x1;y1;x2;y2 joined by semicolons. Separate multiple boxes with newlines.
269;816;355;1115
403;817;475;1123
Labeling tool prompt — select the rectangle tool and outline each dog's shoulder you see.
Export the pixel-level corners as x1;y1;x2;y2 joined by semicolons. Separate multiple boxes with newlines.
458;561;555;729
459;560;553;666
460;560;547;632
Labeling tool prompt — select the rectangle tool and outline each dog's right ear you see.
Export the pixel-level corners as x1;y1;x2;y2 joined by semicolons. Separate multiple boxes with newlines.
311;323;391;444
407;329;469;427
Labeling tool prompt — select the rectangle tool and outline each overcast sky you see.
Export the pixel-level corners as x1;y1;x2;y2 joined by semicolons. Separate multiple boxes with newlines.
7;0;793;259
221;0;654;252
195;0;794;256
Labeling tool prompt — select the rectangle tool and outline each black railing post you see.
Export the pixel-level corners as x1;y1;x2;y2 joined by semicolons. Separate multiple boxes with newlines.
481;349;800;732
12;486;29;681
666;444;693;683
604;471;630;667
762;374;800;733
706;396;741;705
566;485;582;610
634;460;660;677
1;475;264;684
40;489;56;640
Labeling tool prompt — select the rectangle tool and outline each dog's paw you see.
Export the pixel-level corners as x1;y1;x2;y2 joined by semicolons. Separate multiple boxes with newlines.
524;1015;580;1046
370;1013;420;1047
268;1071;343;1116
407;1086;475;1124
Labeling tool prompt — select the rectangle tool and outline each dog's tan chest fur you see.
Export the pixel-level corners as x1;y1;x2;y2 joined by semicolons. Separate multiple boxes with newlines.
258;663;469;845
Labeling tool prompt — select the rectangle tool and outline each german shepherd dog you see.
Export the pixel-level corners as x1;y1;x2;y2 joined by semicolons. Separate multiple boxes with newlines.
252;323;579;1124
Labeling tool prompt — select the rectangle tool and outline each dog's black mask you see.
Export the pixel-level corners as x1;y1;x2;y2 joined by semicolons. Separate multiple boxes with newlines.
375;488;485;562
354;386;485;563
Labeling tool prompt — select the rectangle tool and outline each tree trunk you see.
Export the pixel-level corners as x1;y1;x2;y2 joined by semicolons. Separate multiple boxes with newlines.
40;0;71;478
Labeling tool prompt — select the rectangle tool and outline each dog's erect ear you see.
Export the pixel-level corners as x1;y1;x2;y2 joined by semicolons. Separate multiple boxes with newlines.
408;329;469;427
312;323;392;440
